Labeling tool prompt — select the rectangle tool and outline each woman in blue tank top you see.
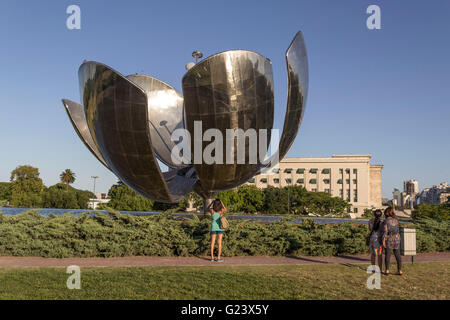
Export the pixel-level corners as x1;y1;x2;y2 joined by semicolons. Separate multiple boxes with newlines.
209;199;227;262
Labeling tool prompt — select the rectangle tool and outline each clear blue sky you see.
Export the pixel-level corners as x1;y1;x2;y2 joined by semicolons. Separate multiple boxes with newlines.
1;0;449;198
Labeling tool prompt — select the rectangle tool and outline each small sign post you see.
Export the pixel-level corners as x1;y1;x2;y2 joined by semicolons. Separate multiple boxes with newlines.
400;227;416;264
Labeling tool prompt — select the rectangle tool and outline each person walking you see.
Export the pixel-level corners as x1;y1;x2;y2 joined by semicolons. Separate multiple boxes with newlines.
382;207;403;275
367;209;383;272
209;199;227;262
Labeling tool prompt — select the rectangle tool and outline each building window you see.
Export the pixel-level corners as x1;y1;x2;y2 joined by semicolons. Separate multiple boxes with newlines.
285;179;292;184
353;169;358;174
354;208;358;213
345;169;350;174
296;168;305;174
297;178;304;183
272;168;280;173
339;169;343;174
310;168;318;174
274;178;279;183
347;189;351;201
353;179;357;184
337;179;343;184
284;169;292;173
339;189;343;199
260;178;267;183
309;179;317;184
324;188;330;194
353;189;358;202
322;169;330;174
323;179;330;184
346;179;350;184
248;178;255;183
311;188;317;192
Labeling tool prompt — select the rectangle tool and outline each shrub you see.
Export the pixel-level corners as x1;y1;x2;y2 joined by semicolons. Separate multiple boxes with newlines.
414;218;450;252
0;210;447;258
412;203;450;220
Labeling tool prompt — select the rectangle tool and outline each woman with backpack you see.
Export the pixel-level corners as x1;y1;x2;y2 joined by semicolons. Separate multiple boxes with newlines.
367;209;383;272
382;207;403;275
208;199;228;262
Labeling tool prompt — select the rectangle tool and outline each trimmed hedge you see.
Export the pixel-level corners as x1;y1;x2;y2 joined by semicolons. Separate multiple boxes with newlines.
0;210;448;258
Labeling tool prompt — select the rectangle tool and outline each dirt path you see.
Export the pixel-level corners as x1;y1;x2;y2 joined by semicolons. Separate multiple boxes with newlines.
0;252;448;268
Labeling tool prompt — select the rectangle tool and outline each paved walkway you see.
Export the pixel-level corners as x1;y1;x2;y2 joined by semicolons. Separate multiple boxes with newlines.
0;252;448;268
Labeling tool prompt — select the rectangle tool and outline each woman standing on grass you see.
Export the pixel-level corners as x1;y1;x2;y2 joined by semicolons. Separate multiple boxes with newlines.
382;207;403;275
209;199;227;262
368;209;383;271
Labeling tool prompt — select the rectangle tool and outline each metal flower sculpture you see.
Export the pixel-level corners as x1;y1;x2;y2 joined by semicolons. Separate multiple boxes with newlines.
62;31;308;210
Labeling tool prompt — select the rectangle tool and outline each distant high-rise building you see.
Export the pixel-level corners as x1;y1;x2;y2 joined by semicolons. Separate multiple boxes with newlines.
392;188;401;206
404;180;419;195
402;179;419;208
416;182;450;205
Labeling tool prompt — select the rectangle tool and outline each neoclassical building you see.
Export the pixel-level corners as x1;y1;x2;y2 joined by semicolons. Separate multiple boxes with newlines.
247;154;383;216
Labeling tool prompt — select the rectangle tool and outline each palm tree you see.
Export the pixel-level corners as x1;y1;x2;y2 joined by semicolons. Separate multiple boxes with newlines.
60;169;76;189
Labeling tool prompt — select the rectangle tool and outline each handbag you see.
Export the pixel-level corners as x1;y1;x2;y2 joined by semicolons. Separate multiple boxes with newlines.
220;215;229;229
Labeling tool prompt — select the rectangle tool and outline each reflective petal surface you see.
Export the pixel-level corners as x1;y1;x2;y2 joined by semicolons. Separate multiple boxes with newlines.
62;99;110;170
126;74;187;169
63;30;308;205
78;61;196;202
277;31;309;160
182;50;274;192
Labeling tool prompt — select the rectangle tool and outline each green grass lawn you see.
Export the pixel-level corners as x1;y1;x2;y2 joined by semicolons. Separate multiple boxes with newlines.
0;262;448;300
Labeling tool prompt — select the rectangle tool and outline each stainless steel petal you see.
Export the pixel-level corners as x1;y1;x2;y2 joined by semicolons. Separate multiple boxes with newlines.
126;74;187;169
62;99;110;170
182;50;274;192
163;166;197;199
277;31;309;160
78;61;195;202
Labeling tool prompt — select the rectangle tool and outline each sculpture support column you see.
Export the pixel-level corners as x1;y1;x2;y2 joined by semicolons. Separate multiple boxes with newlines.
203;197;214;216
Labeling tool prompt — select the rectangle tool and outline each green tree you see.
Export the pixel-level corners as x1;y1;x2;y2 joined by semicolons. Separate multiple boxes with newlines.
60;169;76;189
286;185;310;215
235;185;265;213
107;181;154;211
0;182;11;201
179;192;203;211
9;165;44;207
217;189;243;212
42;183;94;209
362;208;375;218
263;186;289;214
412;203;450;220
262;185;351;216
303;190;351;217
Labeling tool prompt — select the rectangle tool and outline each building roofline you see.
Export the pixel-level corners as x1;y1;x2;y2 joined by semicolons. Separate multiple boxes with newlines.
332;154;372;158
281;154;374;163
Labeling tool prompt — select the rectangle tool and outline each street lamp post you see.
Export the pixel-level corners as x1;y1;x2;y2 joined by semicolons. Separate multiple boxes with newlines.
91;176;99;209
287;171;294;214
192;50;203;64
287;179;290;214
